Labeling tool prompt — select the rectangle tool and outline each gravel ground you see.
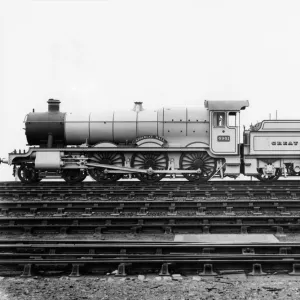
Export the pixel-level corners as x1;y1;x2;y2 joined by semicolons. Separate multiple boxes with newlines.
1;274;300;300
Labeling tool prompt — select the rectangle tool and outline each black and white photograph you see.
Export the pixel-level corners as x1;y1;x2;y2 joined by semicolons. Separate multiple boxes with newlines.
1;0;300;299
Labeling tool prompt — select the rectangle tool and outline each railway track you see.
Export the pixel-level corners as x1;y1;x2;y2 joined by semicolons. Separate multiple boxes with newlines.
0;240;300;277
0;199;299;216
0;215;299;235
1;180;300;199
1;180;300;277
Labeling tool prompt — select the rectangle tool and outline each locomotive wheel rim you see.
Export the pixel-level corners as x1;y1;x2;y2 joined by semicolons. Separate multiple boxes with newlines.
179;152;217;182
62;169;86;184
17;165;39;184
256;169;281;182
88;152;125;183
131;152;169;183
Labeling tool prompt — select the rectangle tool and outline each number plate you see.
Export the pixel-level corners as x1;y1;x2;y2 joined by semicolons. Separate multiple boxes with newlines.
217;136;230;142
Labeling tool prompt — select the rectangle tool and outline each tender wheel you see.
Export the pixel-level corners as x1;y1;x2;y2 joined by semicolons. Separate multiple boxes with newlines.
179;152;217;182
131;152;168;183
88;152;125;183
256;168;281;182
287;164;300;176
17;165;40;183
291;170;300;176
62;169;87;184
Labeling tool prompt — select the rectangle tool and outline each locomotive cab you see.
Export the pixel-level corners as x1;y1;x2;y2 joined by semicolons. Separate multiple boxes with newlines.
210;111;239;154
205;100;249;155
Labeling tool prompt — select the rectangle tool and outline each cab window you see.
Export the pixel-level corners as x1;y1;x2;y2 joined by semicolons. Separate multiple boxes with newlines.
213;112;225;127
228;112;237;127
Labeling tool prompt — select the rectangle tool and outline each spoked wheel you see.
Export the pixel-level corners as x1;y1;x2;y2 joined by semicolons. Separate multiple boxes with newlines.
291;170;300;176
180;152;217;182
88;152;125;183
131;152;168;183
287;164;300;176
256;168;281;182
17;165;40;184
62;169;87;184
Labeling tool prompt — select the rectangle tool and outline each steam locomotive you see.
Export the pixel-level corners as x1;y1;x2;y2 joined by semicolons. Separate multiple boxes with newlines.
1;99;300;183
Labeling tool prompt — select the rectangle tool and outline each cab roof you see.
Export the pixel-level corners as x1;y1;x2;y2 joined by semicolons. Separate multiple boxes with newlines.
204;100;249;111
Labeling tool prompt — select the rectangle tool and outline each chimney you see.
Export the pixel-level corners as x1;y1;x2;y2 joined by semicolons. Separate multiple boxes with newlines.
133;102;144;112
48;99;61;112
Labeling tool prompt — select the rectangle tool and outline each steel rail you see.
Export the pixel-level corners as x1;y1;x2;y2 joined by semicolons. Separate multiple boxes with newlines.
1;180;300;187
1;184;300;199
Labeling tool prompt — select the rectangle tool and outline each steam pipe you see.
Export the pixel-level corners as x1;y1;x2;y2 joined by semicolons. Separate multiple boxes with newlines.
0;158;8;164
47;133;53;148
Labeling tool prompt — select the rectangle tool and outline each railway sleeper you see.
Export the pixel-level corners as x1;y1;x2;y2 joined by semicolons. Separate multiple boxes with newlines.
203;226;210;234
131;226;142;234
111;205;124;216
252;207;262;215
279;247;291;255
241;226;249;234
137;206;148;216
225;192;234;200
20;264;34;277
199;264;217;276
242;248;255;255
272;226;284;235
69;263;84;277
167;203;177;216
196;206;206;216
224;206;235;216
249;263;266;276
94;226;106;234
159;263;172;276
163;226;172;234
277;206;291;215
1;209;8;216
53;208;66;217
289;263;300;275
115;263;132;277
202;248;215;254
59;227;68;235
23;227;33;235
186;192;193;201
147;193;155;200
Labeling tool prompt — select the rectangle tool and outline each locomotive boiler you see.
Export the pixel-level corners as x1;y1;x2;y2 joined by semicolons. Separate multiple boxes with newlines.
1;98;300;183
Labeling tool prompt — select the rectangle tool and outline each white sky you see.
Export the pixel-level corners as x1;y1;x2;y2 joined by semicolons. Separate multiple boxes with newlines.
1;0;300;180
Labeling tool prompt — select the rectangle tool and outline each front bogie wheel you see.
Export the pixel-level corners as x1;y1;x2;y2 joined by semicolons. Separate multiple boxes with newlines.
17;165;40;183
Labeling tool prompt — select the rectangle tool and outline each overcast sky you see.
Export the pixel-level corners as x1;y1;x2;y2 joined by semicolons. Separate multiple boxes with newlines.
1;0;300;181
